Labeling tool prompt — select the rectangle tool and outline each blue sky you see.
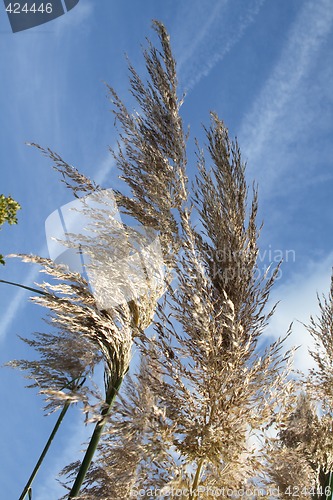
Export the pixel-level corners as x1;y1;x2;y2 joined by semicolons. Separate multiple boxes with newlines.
0;0;332;498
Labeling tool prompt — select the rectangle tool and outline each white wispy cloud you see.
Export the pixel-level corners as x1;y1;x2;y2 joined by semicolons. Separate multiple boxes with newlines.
172;0;266;91
94;149;117;186
239;0;333;195
267;251;333;372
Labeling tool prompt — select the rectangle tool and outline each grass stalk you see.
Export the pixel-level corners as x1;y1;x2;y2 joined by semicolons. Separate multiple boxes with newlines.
19;401;71;500
68;375;124;499
19;377;85;500
0;279;49;297
325;471;333;500
189;458;205;500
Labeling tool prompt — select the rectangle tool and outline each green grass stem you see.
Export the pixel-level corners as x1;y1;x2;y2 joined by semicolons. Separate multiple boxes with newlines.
19;401;71;500
68;375;124;499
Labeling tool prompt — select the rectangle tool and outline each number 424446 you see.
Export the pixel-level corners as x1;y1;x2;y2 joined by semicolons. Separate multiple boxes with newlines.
5;3;53;14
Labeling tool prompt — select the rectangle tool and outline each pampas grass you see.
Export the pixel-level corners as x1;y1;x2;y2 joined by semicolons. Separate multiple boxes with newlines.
7;21;304;499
